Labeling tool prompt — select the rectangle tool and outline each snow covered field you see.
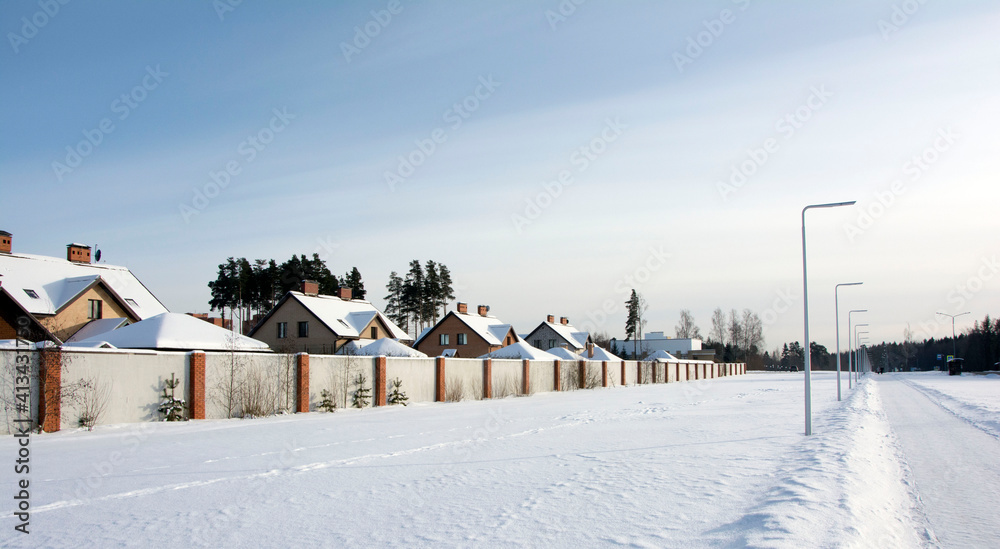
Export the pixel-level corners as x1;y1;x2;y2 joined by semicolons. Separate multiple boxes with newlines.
2;372;997;547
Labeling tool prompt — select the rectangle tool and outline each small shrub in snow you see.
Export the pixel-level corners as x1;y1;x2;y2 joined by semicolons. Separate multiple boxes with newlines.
158;373;186;421
352;373;371;408
319;389;338;413
388;377;408;406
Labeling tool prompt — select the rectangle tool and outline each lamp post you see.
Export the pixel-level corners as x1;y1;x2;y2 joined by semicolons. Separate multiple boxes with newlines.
847;310;866;389
835;283;863;401
936;311;971;358
801;200;856;436
856;328;869;381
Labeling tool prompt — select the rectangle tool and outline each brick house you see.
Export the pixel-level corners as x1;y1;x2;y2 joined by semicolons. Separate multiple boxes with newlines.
413;302;519;358
0;231;168;344
524;315;592;354
248;281;411;354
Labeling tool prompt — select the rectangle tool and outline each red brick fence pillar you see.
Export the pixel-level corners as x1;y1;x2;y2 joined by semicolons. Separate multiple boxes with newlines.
602;361;608;387
553;360;561;392
578;360;586;389
435;357;446;402
621;361;626;386
483;358;492;399
522;359;531;395
39;347;62;432
374;355;387;407
188;351;206;420
296;353;310;412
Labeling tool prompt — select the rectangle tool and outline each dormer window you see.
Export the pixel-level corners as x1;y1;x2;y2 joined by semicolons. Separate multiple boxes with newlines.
125;298;138;308
23;289;39;299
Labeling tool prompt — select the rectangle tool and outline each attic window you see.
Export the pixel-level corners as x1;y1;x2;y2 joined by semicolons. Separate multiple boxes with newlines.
338;319;350;329
23;289;39;299
125;298;138;307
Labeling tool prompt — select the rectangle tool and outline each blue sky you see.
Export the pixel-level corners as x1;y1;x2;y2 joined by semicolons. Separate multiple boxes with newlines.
2;0;998;351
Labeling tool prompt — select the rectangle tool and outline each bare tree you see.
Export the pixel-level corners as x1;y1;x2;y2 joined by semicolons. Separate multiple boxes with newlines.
728;309;743;350
675;309;702;339
709;307;727;345
740;309;764;362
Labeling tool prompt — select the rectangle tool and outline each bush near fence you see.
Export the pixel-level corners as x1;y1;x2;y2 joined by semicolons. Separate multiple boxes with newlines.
0;348;746;434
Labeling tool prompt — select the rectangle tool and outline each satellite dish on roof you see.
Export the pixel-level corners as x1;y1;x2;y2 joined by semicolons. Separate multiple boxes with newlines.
95;248;102;262
485;305;490;312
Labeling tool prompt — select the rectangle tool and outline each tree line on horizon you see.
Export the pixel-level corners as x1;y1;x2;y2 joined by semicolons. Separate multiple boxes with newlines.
207;254;366;329
384;260;455;338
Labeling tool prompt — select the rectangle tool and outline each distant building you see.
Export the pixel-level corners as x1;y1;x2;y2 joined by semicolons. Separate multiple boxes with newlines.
618;332;716;361
0;231;168;344
248;281;410;354
524;315;592;354
413;302;519;358
187;313;232;331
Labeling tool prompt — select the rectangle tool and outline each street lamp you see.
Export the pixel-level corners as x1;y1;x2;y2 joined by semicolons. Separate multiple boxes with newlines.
936;311;971;358
856;327;869;381
847;310;866;389
802;200;856;436
835;282;863;401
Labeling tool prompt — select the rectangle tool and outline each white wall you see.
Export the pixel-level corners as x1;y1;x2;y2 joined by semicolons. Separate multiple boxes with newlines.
0;349;39;435
491;359;522;398
529;359;556;394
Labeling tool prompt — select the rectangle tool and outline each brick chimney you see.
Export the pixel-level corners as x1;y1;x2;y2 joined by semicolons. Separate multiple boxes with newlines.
0;231;10;254
560;317;569;325
300;280;319;296
587;342;594;358
67;243;91;264
457;302;468;314
546;314;554;323
337;287;353;300
477;305;488;317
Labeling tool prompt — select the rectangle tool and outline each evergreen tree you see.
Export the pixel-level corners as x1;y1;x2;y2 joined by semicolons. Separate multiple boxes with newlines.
402;260;425;334
352;373;371;408
625;290;641;359
437;264;455;318
157;373;186;421
387;378;408;406
424;260;442;324
384;271;406;332
343;267;366;299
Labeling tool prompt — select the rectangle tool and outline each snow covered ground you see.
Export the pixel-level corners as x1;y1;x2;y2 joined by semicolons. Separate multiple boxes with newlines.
2;372;997;547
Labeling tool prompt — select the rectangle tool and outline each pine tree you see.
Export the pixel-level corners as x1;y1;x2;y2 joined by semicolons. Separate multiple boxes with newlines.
352;372;371;408
402;260;425;335
424;261;442;325
384;271;407;333
625;290;640;359
437;264;455;318
387;378;408;406
343;267;366;299
319;389;337;412
157;373;186;421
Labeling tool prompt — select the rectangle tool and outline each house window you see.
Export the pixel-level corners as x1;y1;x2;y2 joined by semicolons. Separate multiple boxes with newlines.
548;339;556;348
23;289;39;299
88;299;102;319
506;336;511;345
533;339;542;348
277;322;288;339
370;326;378;339
457;333;467;345
298;321;309;337
439;334;449;345
125;298;139;308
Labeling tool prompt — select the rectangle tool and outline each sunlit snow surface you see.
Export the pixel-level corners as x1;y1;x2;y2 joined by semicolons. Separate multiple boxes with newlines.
3;372;997;547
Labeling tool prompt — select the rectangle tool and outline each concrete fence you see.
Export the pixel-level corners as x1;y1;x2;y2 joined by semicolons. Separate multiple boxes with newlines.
0;348;746;434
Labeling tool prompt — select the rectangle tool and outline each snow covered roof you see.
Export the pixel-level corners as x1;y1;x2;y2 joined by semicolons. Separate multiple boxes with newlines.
547;347;587;361
649;350;679;362
359;338;427;358
586;346;622;361
70;313;270;351
254;292;411;341
480;341;558;360
416;310;518;347
65;317;129;343
537;321;590;351
0;252;168;319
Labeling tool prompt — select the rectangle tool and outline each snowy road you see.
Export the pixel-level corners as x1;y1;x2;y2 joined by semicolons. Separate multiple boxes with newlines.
877;374;1000;548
